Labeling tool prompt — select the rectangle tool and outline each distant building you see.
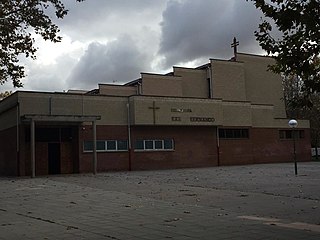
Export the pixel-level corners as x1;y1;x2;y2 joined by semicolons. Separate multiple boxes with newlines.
0;53;311;176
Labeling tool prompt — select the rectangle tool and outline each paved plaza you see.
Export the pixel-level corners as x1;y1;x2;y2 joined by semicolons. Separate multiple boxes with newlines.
0;162;320;239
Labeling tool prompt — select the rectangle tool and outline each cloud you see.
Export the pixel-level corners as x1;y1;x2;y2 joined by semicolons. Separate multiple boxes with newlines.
59;0;167;43
1;0;268;93
158;0;263;67
21;53;79;92
4;35;85;92
67;35;152;90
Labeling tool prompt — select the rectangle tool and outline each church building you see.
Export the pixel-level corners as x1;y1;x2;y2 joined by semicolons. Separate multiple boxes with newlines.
0;52;311;176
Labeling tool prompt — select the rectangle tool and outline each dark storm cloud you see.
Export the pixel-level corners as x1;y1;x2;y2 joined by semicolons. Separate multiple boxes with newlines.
159;0;263;67
68;35;151;90
11;0;268;93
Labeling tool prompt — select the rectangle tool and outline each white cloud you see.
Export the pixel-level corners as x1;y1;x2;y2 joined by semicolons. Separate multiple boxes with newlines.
22;53;79;92
32;34;85;66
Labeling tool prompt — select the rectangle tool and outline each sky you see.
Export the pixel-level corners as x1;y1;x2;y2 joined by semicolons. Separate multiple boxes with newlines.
3;0;265;92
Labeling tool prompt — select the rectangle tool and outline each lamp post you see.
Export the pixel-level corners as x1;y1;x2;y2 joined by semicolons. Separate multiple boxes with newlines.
288;119;298;175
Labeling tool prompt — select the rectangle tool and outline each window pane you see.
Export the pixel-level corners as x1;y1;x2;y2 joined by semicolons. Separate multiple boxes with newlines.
218;129;225;138
155;140;163;150
97;141;105;151
226;129;233;138
117;140;128;150
286;130;292;139
84;141;93;151
241;129;249;138
145;140;154;150
234;129;241;138
219;129;249;139
164;139;173;150
279;130;285;139
135;140;144;150
299;130;305;139
107;140;116;150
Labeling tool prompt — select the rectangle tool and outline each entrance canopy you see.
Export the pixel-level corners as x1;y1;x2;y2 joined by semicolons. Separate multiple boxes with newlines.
22;114;101;123
22;114;101;177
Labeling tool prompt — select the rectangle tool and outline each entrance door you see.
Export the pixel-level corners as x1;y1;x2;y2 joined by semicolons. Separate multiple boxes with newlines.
48;143;61;174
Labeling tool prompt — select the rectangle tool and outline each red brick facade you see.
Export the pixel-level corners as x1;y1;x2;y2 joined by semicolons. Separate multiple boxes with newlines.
219;128;311;166
79;125;130;173
0;124;312;176
130;126;218;170
78;125;311;173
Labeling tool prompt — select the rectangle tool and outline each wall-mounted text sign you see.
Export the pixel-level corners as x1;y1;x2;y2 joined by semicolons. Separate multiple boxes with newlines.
171;117;181;121
171;108;192;113
190;117;215;123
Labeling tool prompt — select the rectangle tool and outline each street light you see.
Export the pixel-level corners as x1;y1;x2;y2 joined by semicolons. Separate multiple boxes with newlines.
288;119;298;175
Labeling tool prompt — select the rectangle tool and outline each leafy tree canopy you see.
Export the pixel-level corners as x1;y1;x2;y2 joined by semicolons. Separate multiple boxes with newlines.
0;90;12;100
0;0;83;87
248;0;320;106
283;74;320;152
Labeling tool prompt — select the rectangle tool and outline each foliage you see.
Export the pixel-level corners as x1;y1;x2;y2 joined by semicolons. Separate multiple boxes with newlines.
0;90;12;100
283;74;320;150
248;0;320;106
0;0;83;87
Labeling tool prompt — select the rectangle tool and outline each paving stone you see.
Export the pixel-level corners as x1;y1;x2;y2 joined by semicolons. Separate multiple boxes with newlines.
0;162;320;239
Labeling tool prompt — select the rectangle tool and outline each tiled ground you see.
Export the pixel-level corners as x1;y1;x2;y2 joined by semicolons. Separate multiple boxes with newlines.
0;162;319;239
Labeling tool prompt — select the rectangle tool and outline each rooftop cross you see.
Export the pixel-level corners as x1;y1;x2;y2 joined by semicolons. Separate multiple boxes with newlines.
231;37;239;61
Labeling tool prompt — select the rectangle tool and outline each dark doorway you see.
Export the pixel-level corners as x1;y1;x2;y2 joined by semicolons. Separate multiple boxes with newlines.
48;143;61;174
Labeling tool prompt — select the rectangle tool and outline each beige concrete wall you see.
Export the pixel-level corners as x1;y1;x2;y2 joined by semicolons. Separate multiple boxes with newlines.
18;92;129;125
99;84;137;96
0;107;17;131
83;96;128;125
16;92;306;129
0;94;19;130
251;104;275;127
51;97;83;115
173;67;209;98
221;101;252;126
237;53;286;118
131;96;223;126
141;73;183;97
11;54;308;130
211;60;246;101
0;93;18;113
19;93;51;116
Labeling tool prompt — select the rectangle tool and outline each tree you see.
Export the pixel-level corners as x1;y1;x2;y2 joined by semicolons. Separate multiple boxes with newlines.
0;0;83;87
248;0;320;106
0;90;12;100
283;74;320;159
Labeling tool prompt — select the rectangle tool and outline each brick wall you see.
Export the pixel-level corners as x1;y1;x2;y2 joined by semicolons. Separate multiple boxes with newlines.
15;124;311;176
79;125;219;172
219;128;311;166
130;126;218;170
0;127;18;176
79;125;130;173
